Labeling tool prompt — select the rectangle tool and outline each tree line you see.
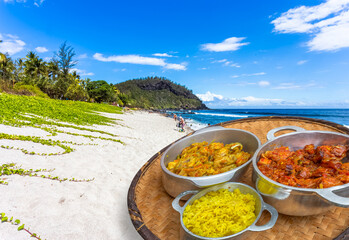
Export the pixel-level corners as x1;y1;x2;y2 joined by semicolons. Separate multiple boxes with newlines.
0;41;124;105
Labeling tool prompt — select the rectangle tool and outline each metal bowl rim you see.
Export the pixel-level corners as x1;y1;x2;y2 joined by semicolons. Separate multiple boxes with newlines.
252;130;349;192
160;128;261;180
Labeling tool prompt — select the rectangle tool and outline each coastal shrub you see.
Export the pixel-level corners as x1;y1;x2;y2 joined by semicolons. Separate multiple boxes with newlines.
86;80;117;103
65;81;89;101
117;92;130;106
13;83;49;98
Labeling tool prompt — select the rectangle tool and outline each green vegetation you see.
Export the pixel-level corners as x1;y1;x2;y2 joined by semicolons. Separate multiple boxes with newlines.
86;80;118;103
0;133;74;155
0;92;122;126
1;212;41;239
0;163;94;185
115;76;208;109
0;93;124;155
13;83;50;98
0;42;122;104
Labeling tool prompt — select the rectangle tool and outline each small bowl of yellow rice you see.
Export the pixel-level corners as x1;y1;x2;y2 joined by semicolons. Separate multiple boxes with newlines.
172;182;278;239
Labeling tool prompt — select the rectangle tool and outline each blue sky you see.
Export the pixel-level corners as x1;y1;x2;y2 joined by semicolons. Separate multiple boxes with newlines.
1;0;349;108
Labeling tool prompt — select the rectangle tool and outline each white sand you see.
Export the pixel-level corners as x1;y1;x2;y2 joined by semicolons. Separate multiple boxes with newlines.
0;110;190;240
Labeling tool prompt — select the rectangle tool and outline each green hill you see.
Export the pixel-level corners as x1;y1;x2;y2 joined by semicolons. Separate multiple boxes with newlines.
115;77;208;110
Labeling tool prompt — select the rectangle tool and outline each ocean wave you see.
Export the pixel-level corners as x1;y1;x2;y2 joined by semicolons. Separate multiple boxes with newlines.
185;118;208;131
230;110;349;118
195;112;249;118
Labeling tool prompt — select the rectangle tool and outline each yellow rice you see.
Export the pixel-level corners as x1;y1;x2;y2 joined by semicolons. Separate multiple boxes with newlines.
182;188;257;238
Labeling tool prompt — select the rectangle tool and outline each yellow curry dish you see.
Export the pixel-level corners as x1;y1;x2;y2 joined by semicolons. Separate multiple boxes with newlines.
167;141;250;177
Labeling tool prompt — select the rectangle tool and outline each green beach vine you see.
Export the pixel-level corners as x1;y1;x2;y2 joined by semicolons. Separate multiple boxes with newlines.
0;163;94;239
1;212;42;240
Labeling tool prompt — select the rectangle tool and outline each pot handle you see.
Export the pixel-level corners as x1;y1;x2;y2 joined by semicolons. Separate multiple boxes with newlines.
248;203;278;232
267;126;306;141
192;126;226;136
172;190;199;213
317;189;349;207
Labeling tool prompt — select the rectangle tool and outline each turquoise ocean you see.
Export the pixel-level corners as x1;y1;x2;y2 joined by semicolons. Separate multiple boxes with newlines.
169;109;349;131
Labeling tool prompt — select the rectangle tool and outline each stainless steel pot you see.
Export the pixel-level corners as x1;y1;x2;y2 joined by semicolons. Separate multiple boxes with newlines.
252;126;349;216
172;182;278;240
161;126;261;198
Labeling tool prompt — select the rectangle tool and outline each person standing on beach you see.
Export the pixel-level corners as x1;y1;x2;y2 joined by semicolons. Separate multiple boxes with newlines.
179;116;185;132
173;113;177;121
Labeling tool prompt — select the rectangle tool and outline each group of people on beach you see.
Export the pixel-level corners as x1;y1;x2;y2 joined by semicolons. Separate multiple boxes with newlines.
173;114;186;132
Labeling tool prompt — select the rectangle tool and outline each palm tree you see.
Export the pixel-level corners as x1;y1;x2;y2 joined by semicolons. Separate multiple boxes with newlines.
0;52;15;88
23;51;46;85
47;60;60;83
14;58;24;84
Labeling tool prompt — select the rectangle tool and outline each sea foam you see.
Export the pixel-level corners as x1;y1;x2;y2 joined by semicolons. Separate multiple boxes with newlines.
195;112;249;118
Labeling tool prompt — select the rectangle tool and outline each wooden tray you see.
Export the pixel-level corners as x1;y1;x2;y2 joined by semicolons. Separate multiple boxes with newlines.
128;116;349;240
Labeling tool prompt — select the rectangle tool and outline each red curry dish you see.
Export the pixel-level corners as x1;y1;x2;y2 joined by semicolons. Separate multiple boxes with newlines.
257;144;349;188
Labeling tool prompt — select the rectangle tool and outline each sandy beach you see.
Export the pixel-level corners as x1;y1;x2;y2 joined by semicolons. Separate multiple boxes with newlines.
0;110;190;240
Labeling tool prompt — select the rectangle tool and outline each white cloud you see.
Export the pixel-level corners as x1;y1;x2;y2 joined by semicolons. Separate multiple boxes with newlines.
164;63;187;70
231;80;270;87
211;59;241;68
35;46;48;53
70;68;94;76
93;53;187;70
224;62;240;68
212;59;228;63
197;93;305;107
0;33;25;55
308;20;349;51
273;83;301;90
4;0;44;5
272;82;317;90
258;81;270;87
297;60;308;65
231;72;266;78
201;37;249;52
152;53;175;57
93;53;164;65
272;0;349;51
196;91;224;101
4;0;27;2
